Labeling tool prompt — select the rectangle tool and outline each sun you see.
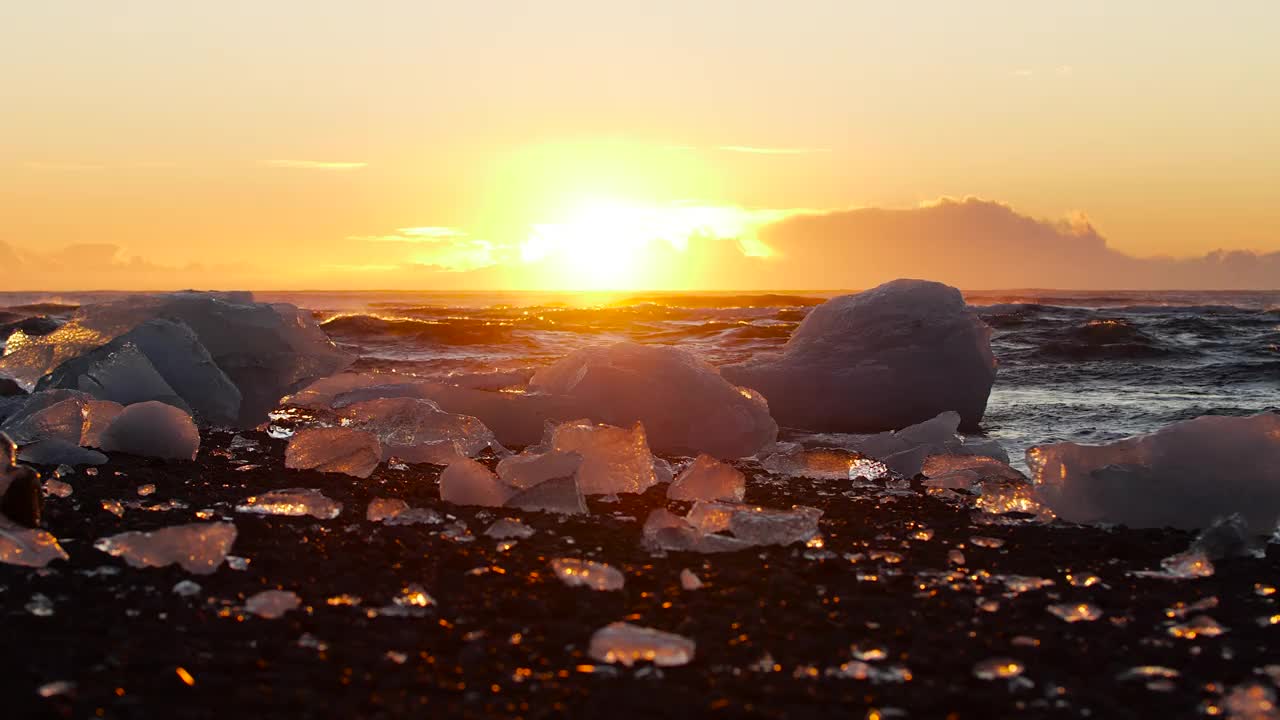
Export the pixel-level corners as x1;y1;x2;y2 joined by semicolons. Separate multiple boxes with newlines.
518;196;778;291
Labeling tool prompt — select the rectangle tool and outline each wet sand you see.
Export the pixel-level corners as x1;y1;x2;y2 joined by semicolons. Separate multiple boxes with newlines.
4;429;1277;719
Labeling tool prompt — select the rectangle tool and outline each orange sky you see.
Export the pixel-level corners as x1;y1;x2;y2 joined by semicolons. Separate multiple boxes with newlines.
2;2;1278;290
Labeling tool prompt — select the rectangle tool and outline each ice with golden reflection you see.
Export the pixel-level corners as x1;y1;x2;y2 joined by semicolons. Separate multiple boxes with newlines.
588;622;695;667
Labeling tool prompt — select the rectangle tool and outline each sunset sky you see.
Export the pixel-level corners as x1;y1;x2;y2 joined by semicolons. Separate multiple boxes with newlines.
3;1;1278;290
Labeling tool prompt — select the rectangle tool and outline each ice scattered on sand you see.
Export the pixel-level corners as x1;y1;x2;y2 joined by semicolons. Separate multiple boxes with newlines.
761;446;886;482
172;580;202;597
644;502;821;553
1027;412;1280;532
1221;682;1278;719
723;279;996;433
496;449;582;490
550;558;625;591
245;590;302;619
366;498;443;525
375;584;436;617
93;522;237;574
505;475;588;515
530;342;777;458
42;478;72;498
547;420;657;495
439;457;516;508
340;397;498;462
1167;615;1228;639
237;488;342;519
973;657;1025;680
726;504;823;546
667;454;745;502
484;518;535;539
0;525;68;567
99;401;200;460
36;681;76;698
922;454;1027;490
970;536;1006;549
285;427;381;478
26;593;55;617
680;568;703;590
1046;602;1103;623
588;622;695;667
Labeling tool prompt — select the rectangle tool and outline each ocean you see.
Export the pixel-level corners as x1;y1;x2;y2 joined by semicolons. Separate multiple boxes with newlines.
3;289;1277;469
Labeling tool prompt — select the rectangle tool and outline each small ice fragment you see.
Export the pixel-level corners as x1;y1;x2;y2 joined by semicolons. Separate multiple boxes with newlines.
1222;682;1278;719
1167;615;1227;639
680;568;703;590
237;488;342;519
548;420;657;495
366;498;442;525
172;580;202;597
297;633;328;652
100;499;124;517
1190;514;1265;560
588;622;695;667
94;522;237;574
36;680;75;698
727;505;822;546
550;558;625;591
226;555;250;570
42;478;72;498
970;536;1005;549
137;484;155;496
995;575;1055;596
505;475;588;515
485;518;535;540
496;449;582;489
244;589;301;619
1117;666;1179;682
0;526;68;567
1133;550;1215;580
386;583;435;615
1066;572;1103;587
26;593;55;617
948;549;966;566
99;401;200;460
1164;596;1218;619
1047;603;1103;623
667;454;745;503
973;657;1025;680
761;446;883;481
439;457;515;508
851;646;888;662
284;427;381;479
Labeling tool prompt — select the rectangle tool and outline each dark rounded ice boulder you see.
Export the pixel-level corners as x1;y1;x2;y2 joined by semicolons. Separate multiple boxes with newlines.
722;279;996;432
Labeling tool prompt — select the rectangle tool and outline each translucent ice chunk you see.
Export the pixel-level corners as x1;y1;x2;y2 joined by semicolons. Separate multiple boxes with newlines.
237;488;342;519
341;397;497;461
1;395;86;445
17;439;107;467
973;657;1025;680
922;454;1027;489
0;525;68;567
484;518;535;539
438;457;515;508
1046;603;1103;623
81;400;124;448
530;342;777;458
547;420;657;495
1027;413;1280;531
505;475;588;515
284;427;381;478
761;446;880;481
496;449;582;490
98;401;200;461
727;505;822;546
38;341;190;413
588;622;696;667
94;522;236;574
245;590;301;619
723;280;996;433
550;558;625;591
667;454;745;502
680;569;703;590
366;498;443;525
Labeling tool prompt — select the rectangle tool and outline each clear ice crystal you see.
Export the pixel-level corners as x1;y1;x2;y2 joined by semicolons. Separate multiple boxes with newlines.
667;454;745;502
284;427;381;479
237;488;342;519
93;522;236;574
366;498;443;525
547;420;657;495
244;590;302;619
550;558;625;591
588;622;695;667
438;457;515;508
99;401;201;461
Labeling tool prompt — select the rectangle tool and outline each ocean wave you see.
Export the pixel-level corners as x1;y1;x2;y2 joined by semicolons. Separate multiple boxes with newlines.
321;314;517;346
1034;319;1175;360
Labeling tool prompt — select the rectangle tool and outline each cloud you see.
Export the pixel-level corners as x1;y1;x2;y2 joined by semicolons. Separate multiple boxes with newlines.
717;145;829;155
351;227;467;243
746;197;1280;290
263;160;367;170
0;241;259;292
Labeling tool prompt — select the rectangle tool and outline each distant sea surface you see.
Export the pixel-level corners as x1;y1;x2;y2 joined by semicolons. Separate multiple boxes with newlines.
4;289;1277;468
